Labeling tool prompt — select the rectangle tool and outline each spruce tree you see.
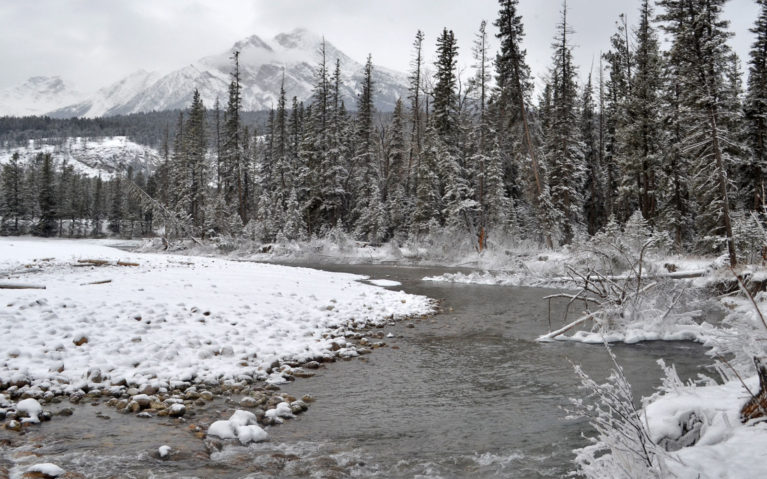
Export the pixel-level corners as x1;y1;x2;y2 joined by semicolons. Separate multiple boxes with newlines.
602;14;632;219
185;89;206;230
658;0;740;265
433;28;459;141
494;0;550;247
617;0;664;224
581;72;606;235
407;30;425;197
745;0;767;210
1;152;24;233
223;50;245;223
543;2;586;245
36;153;57;237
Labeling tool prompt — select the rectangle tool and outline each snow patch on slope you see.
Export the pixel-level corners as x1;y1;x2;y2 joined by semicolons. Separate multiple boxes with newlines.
0;136;161;177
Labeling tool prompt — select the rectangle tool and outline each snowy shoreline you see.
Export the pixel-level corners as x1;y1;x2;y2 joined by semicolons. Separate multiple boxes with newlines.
0;237;435;417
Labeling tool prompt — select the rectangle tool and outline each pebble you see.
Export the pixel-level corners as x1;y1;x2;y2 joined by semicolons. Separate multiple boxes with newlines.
5;420;21;431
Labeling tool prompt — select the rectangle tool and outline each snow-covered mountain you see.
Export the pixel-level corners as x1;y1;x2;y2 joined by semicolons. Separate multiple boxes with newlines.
49;29;409;118
0;76;83;117
0;136;161;177
50;70;162;119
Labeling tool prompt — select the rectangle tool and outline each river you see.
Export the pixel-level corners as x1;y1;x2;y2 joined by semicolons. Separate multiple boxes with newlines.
0;262;709;478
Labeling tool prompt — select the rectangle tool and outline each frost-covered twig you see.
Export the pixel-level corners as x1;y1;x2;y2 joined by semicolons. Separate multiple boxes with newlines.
569;345;673;477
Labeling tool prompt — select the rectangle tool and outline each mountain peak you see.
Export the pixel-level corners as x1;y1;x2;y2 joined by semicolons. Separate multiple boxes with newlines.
273;28;324;49
232;34;273;53
47;28;408;117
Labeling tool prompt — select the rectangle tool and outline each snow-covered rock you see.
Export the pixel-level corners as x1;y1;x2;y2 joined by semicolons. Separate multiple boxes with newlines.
16;398;43;423
236;424;268;445
207;410;268;444
158;445;171;458
207;420;237;440
25;463;65;478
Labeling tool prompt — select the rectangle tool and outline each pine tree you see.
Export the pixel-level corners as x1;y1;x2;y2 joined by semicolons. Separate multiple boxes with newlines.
602;14;632;219
185;89;207;230
494;0;550;247
658;0;740;266
92;175;105;236
433;28;459;141
616;0;664;224
412;125;442;234
543;1;586;245
36;153;57;237
745;0;767;210
407;30;425;197
353;55;387;240
108;173;123;235
1;152;25;233
222;50;245;223
581;72;606;235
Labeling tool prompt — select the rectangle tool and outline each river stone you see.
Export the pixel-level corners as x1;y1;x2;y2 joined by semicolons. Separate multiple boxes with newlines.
57;408;74;417
168;404;186;417
240;397;259;408
184;390;200;400
305;361;321;370
87;368;103;383
132;395;151;409
5;420;21;431
290;400;308;414
139;384;158;395
200;391;214;401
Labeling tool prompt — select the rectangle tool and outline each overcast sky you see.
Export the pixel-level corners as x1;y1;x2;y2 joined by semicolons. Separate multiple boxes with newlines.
0;0;760;93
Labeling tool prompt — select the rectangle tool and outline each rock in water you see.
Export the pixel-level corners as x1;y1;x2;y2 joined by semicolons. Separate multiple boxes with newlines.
16;398;42;423
236;424;268;444
158;445;171;458
24;463;65;478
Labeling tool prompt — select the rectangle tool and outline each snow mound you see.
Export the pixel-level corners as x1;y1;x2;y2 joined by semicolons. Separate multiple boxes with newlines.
158;445;171;458
26;463;65;477
642;376;767;477
16;398;43;423
207;410;269;444
368;279;401;287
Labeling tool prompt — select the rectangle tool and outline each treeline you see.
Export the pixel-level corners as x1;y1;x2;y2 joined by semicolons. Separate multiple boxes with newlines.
3;0;767;265
0;111;270;150
0;152;153;237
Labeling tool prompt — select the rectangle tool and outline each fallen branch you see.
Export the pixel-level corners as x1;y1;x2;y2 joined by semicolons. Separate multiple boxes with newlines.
116;261;139;267
77;259;110;266
546;270;706;284
537;311;599;342
0;282;46;290
80;279;112;286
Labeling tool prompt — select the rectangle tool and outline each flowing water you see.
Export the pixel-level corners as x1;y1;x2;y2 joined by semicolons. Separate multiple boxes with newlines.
0;263;710;478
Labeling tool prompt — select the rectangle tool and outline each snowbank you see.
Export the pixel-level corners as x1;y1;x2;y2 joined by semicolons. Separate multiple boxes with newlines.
0;238;434;394
643;375;767;477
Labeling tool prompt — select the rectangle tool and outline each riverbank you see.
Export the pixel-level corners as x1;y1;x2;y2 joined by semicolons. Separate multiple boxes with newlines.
0;237;436;477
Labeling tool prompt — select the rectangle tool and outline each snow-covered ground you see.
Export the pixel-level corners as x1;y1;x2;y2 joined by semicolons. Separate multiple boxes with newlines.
0;237;434;395
644;374;767;478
